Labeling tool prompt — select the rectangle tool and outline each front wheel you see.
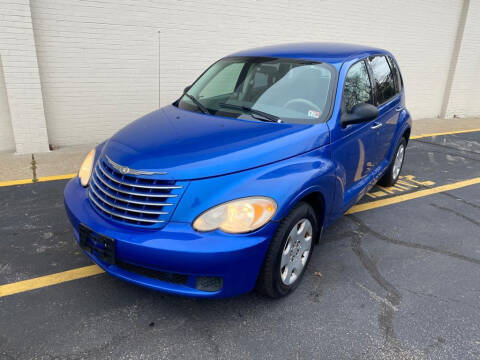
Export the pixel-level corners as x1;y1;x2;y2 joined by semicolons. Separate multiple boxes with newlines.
256;202;318;298
378;137;407;187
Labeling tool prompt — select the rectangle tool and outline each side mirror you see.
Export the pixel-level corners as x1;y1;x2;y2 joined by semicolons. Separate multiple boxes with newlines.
341;103;378;127
183;85;192;94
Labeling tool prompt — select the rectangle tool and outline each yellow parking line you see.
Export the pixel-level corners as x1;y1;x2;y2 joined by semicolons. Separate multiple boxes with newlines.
411;128;480;139
0;129;477;188
37;173;77;182
0;176;479;298
0;173;76;187
0;265;104;297
347;177;480;214
0;178;35;187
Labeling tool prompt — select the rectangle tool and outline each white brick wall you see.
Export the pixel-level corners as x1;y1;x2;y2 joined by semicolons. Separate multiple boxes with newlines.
0;0;49;153
28;0;465;147
0;0;478;151
445;0;480;118
0;56;15;152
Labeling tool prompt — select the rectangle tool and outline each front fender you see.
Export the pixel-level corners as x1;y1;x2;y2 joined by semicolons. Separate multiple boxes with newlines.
171;145;336;226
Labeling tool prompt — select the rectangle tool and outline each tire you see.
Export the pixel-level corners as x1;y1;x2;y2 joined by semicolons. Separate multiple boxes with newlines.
256;202;319;298
378;137;407;187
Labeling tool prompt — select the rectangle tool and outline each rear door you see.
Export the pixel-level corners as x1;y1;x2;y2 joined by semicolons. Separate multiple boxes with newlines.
366;55;401;167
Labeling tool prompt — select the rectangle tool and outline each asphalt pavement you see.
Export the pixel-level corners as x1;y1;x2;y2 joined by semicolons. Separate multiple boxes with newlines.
1;131;479;360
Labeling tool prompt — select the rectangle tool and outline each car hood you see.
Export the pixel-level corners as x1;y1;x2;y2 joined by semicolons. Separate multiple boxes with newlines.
101;105;330;180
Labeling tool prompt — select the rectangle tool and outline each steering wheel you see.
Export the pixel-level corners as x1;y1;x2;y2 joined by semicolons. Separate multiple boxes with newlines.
283;98;321;113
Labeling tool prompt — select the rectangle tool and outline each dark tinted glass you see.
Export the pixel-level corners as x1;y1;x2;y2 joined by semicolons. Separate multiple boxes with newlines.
387;56;403;93
343;60;372;113
368;56;396;105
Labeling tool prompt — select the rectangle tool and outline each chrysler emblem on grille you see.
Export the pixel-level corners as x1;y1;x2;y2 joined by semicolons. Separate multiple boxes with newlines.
105;155;167;176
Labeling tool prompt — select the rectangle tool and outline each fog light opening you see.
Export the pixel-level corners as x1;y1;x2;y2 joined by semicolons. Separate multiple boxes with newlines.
196;276;223;292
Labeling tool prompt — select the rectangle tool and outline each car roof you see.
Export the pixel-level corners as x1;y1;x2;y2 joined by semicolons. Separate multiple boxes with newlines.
227;42;389;66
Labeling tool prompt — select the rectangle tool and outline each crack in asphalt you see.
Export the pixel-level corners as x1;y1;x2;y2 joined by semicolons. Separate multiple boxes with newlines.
414;147;480;163
0;352;16;360
356;282;398;311
440;192;480;210
350;228;402;351
321;230;355;244
413;138;480;155
348;212;480;358
399;286;480;312
429;203;480;227
350;216;480;266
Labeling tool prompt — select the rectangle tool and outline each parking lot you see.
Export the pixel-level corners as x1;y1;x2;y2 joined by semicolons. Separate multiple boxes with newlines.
1;130;479;359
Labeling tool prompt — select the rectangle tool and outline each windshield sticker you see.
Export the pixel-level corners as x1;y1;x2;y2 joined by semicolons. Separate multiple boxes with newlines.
308;110;320;118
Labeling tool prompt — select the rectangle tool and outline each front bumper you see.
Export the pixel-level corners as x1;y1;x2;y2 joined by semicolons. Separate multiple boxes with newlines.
64;178;277;298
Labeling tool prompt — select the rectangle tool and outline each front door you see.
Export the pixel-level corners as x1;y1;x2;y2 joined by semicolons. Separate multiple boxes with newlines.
330;59;379;214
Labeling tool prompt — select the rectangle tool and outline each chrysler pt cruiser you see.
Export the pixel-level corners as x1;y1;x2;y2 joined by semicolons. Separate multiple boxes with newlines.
64;43;411;298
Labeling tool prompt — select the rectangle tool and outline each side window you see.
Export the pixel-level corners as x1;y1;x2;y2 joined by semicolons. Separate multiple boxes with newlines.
368;55;396;105
343;60;373;113
247;64;279;90
253;71;268;89
387;56;403;93
198;63;243;99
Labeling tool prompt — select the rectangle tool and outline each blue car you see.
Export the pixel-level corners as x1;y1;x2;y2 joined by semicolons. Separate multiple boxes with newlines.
64;43;411;298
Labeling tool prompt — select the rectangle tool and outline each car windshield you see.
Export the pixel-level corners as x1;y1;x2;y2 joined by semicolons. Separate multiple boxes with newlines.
176;57;335;124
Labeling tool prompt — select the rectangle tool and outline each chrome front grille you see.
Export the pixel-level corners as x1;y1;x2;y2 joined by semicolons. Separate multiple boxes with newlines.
88;156;186;227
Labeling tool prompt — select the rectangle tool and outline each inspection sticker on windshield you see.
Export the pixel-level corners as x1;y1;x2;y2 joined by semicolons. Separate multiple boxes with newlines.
308;110;320;118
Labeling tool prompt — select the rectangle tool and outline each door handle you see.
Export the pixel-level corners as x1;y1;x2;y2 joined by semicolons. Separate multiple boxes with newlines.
395;106;404;112
371;122;382;130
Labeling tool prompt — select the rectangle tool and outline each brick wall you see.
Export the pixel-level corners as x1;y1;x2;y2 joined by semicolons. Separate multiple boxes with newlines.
0;0;478;152
0;55;15;152
0;0;49;153
445;0;480;118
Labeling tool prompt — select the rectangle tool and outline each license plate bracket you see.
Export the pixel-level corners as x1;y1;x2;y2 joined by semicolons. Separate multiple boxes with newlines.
79;224;115;265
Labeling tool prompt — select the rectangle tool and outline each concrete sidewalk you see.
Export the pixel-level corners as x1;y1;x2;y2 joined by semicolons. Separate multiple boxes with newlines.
1;117;479;182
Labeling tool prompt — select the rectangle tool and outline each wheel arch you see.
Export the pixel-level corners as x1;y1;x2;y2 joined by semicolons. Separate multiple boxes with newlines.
403;127;411;144
296;191;326;243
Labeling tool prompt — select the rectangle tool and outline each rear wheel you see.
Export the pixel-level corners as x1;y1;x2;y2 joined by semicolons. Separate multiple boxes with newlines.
256;202;318;298
378;138;406;187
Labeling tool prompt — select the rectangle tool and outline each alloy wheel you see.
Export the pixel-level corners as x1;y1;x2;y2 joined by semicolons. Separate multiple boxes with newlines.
392;143;405;180
280;218;313;285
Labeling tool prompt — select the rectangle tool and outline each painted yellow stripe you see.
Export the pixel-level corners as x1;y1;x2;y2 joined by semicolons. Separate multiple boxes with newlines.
0;178;35;187
347;177;480;214
0;173;76;187
37;173;76;182
0;265;104;297
0;129;477;188
411;128;480;139
1;176;480;298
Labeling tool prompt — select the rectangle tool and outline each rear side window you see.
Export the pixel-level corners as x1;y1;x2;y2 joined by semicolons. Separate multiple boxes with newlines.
387;56;403;93
343;60;373;113
368;55;396;105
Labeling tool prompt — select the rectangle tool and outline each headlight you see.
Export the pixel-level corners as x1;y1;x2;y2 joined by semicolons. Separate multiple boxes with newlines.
78;149;95;187
193;197;277;234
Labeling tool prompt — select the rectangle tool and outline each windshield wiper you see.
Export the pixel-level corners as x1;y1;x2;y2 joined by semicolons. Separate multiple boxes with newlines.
218;103;282;123
185;94;210;115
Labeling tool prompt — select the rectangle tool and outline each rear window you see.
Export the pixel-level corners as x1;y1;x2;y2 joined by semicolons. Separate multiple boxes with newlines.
368;55;397;105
